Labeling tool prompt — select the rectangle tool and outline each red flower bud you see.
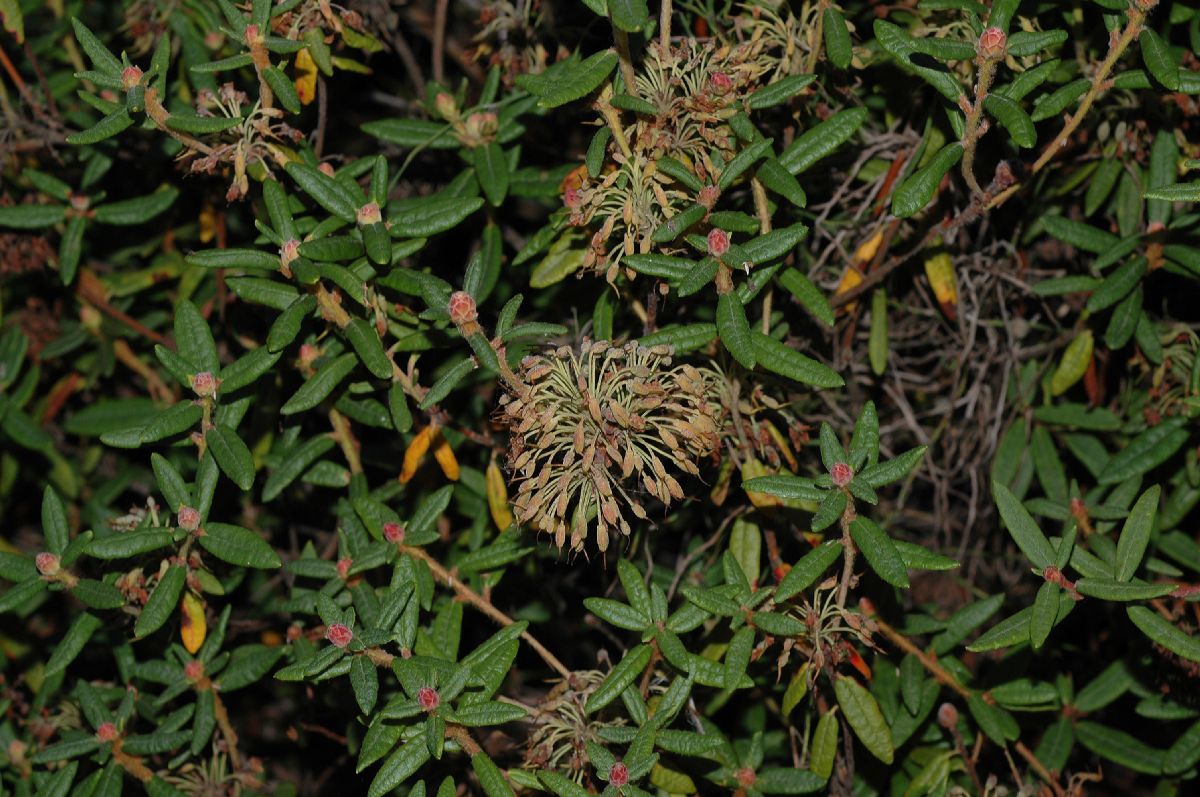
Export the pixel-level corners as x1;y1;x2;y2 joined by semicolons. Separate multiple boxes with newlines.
735;767;757;787
35;552;60;577
325;623;353;648
96;723;119;743
121;66;143;91
710;72;734;94
417;686;440;712
977;27;1006;60
707;228;730;258
184;660;204;681
609;762;629;786
830;462;854;487
336;558;352;579
191;371;219;399
357;202;382;226
383;522;405;543
177;506;201;532
448;291;478;326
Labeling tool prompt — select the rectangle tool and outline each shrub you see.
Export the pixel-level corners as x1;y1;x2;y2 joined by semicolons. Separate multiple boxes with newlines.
1;0;1198;795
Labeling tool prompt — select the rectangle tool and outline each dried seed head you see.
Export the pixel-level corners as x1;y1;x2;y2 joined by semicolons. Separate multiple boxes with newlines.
417;686;440;712
707;228;731;258
35;552;60;577
447;291;478;326
830;462;854;487
383;522;405;543
977;27;1006;60
609;762;629;786
96;722;119;743
191;371;219;399
325;623;353;648
177;506;201;532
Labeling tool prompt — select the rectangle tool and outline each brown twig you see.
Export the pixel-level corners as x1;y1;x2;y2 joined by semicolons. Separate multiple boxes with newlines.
432;0;448;85
861;599;971;699
398;544;572;679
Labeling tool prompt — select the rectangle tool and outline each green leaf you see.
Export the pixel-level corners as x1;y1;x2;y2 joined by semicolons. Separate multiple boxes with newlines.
755;158;807;207
967;693;1019;745
822;7;852;69
608;0;649;32
1031;78;1089;122
281;353;357;415
849;517;909;589
983;93;1035;148
757;767;827;794
1041;215;1119;254
1115;486;1160;582
419;357;476;410
834;675;893;764
741;223;809;263
263;65;301;113
70;579;125;610
718;138;774;191
45;613;102;677
205;425;255;491
361;119;456;149
538;770;591;797
187;248;280;271
344;318;392;379
1127;605;1200;663
71;19;121;75
585;644;652;713
1074;578;1174;601
67;107;134;145
1077;721;1165;774
42;486;69;553
199;523;281;569
350;655;379;714
0;204;66;229
263;435;335;501
1140;28;1179;90
874;20;963;102
175;299;219;374
751;332;843;388
1086;256;1146;313
652;203;706;244
285;162;359;223
1007;29;1068;56
85;530;174;560
219;347;282;394
858;446;926;488
1144;181;1200;202
868;289;887;375
717;292;756;369
1030;581;1058;649
892;143;963;218
388;195;484;238
135;565;186;638
779;107;868;175
93;187;179;225
992;480;1056;569
777;268;833;326
776;542;843;601
369;736;432;797
515;50;618;108
1099;417;1189;485
747;74;816;109
1;0;24;44
474;143;510;206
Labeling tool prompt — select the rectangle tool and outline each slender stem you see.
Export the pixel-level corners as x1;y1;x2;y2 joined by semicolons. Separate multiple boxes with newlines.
804;0;831;74
111;739;155;782
834;493;858;608
659;0;672;51
612;27;639;97
960;59;998;196
1030;7;1146;176
862;600;971;699
398;544;572;679
1015;741;1067;797
210;690;244;770
329;409;362;474
144;87;216;155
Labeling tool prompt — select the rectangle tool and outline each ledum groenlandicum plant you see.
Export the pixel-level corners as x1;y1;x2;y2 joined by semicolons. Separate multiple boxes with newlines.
1;0;1199;794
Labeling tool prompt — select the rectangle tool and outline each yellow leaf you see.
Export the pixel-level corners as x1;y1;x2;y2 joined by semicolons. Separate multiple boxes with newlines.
486;459;514;531
294;47;317;106
432;430;460;482
835;266;864;314
1050;331;1094;397
741;457;782;508
923;250;958;319
761;419;798;472
198;202;216;244
650;762;697;795
400;425;434;484
180;592;207;654
854;229;884;264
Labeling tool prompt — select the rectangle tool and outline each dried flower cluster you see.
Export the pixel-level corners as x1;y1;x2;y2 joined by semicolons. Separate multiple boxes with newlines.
500;340;724;553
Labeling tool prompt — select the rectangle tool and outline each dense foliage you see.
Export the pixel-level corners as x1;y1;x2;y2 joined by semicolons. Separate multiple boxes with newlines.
1;0;1199;795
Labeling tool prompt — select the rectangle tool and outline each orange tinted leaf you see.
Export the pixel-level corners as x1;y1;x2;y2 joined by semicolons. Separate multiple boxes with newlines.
180;592;207;654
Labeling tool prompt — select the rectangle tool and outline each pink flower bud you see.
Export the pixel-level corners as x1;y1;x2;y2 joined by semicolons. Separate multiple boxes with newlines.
336;558;352;579
121;66;143;91
357;202;382;226
710;72;734;94
317;163;336;178
447;291;478;326
830;462;853;487
184;660;204;681
191;371;218;399
937;702;959;729
563;186;582;210
609;762;629;787
434;92;458;120
177;506;201;532
977;27;1006;60
299;344;320;366
417;686;440;712
35;552;60;577
707;228;730;258
325;623;353;648
243;24;261;44
96;723;119;743
697;185;720;210
383;522;405;543
735;767;757;787
280;238;301;267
